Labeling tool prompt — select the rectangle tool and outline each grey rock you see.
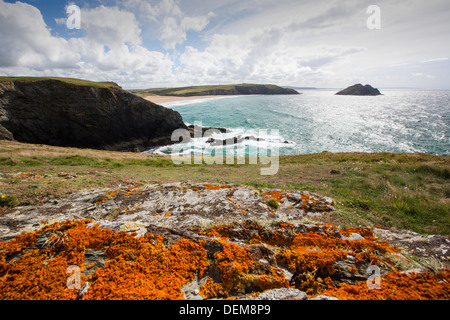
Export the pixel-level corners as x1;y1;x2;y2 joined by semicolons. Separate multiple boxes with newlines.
250;288;308;300
309;295;339;300
83;249;106;277
182;276;208;300
342;233;365;241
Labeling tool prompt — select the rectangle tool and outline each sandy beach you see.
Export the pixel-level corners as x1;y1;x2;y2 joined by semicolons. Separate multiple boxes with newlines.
144;95;238;104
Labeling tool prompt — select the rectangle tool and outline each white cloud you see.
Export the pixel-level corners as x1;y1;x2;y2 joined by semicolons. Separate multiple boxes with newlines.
0;1;79;68
121;0;215;49
81;6;142;48
158;2;215;49
0;0;174;87
412;73;436;79
175;16;367;86
421;57;448;63
1;0;449;89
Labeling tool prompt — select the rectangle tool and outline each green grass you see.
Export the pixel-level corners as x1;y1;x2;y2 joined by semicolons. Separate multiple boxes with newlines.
266;198;280;209
1;141;449;235
0;76;121;89
130;83;291;97
1;155;176;169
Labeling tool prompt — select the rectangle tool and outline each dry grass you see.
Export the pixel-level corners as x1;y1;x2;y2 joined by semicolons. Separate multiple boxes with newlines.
1;140;449;235
0;140;159;160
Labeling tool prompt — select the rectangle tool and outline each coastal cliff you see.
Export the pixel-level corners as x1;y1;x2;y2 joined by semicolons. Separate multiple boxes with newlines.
133;83;300;97
0;77;186;151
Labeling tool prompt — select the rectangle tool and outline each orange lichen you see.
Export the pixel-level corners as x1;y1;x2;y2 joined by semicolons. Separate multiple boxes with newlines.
348;265;357;274
278;228;398;273
86;237;209;300
96;197;108;204
203;184;232;190
318;269;450;300
199;278;225;299
199;226;230;240
0;220;209;300
204;184;221;190
262;191;286;202
1;216;446;300
214;241;255;292
16;173;42;180
213;241;288;295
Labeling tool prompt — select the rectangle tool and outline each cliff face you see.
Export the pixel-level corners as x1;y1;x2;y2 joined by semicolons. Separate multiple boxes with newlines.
336;84;382;96
0;79;186;151
180;85;299;97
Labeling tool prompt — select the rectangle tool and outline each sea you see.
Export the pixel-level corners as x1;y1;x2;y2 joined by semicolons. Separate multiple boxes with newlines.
145;89;450;156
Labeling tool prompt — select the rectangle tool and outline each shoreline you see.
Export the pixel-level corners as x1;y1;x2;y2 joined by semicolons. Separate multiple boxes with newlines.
143;95;240;104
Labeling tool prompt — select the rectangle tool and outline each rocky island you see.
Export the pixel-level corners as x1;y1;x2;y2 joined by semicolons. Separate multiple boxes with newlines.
336;84;382;96
0;77;187;152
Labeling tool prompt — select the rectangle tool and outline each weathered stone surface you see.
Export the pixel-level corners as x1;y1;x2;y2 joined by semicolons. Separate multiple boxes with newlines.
373;226;449;271
0;183;331;241
250;288;308;300
309;295;339;300
83;249;106;277
1;182;448;300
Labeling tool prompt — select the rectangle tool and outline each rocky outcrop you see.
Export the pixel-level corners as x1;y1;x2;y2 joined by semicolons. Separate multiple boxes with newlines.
0;79;187;151
336;84;382;96
1;182;448;300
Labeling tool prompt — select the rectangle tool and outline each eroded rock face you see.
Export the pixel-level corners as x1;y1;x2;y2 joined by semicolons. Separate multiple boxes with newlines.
0;183;448;300
0;183;336;242
0;80;186;151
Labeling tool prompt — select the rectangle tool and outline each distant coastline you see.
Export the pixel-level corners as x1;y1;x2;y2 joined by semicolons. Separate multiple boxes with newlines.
131;83;299;97
144;94;241;104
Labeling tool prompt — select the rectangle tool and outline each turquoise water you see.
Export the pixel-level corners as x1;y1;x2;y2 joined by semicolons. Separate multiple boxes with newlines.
148;89;450;156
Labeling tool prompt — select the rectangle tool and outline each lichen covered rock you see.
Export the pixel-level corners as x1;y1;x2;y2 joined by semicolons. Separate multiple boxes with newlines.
0;183;448;300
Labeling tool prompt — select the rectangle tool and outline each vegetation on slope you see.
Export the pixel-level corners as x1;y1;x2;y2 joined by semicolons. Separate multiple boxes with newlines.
130;83;299;97
0;76;121;89
1;141;448;235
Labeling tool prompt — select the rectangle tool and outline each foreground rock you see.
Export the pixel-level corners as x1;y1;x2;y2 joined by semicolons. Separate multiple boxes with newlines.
0;78;186;152
0;183;448;300
336;84;382;96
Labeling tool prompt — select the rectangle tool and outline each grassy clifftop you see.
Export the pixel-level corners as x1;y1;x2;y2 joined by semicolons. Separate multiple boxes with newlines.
131;83;299;97
1;140;448;235
0;76;122;89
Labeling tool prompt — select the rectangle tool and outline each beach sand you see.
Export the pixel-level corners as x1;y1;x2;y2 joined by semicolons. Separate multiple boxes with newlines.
144;95;238;104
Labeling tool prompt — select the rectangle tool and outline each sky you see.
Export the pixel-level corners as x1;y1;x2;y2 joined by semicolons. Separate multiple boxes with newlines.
0;0;449;89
